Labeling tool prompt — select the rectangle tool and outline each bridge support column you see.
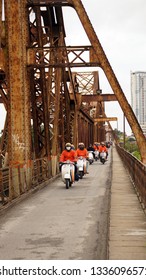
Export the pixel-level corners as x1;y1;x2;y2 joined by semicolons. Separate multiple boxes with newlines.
5;0;32;198
51;68;62;176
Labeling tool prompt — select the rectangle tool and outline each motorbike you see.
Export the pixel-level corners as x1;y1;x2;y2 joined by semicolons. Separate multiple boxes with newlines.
88;151;94;164
100;151;106;164
94;150;99;161
61;160;75;189
77;156;87;179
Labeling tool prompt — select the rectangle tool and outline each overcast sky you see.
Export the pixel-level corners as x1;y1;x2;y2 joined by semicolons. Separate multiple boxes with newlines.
1;0;146;135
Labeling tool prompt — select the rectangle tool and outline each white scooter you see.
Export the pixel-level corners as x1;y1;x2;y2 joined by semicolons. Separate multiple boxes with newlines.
94;150;99;161
100;152;106;164
77;156;87;179
61;161;75;189
88;151;94;164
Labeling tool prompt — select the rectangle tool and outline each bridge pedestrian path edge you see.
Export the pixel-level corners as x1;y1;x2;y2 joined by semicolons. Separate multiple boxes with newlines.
109;146;146;260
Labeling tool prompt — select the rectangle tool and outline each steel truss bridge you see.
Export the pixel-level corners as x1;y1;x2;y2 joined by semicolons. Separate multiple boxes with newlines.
0;0;146;203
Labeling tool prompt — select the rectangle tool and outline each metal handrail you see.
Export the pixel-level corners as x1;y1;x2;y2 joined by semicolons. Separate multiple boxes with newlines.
0;157;59;206
116;144;146;208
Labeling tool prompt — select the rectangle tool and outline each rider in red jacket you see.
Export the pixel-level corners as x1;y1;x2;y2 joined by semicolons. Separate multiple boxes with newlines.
76;142;88;159
60;143;77;162
59;143;79;180
76;142;89;174
98;142;108;159
93;142;100;151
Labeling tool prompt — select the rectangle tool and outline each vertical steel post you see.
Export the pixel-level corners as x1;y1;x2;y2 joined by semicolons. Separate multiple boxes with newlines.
0;1;2;46
5;0;32;198
51;67;62;176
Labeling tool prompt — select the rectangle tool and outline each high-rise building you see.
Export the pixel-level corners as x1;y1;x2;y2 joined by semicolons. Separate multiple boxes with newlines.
131;71;146;135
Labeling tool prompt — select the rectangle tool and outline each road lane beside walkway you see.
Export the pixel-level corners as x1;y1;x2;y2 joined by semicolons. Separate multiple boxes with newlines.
0;148;112;259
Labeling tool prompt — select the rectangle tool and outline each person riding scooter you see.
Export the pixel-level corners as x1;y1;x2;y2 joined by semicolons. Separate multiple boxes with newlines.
76;142;88;159
87;144;95;153
93;142;100;160
99;142;108;159
87;144;95;163
93;142;99;151
76;143;89;174
59;142;79;181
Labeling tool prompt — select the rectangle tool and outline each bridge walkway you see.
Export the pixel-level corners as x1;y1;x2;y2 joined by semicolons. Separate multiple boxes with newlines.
109;146;146;260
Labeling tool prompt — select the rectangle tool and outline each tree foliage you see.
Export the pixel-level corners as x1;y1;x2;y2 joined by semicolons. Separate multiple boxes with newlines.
113;129;141;160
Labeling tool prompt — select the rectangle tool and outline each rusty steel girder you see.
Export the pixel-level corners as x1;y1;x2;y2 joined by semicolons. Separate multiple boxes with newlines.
95;117;118;122
78;109;94;147
27;46;100;68
27;1;100;163
73;71;100;95
5;0;32;197
3;0;146;204
70;0;146;163
73;71;107;142
27;0;73;7
0;82;7;109
81;94;117;103
27;3;77;160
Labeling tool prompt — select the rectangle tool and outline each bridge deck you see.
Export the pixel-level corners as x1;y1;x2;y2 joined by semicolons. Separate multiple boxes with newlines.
0;147;146;260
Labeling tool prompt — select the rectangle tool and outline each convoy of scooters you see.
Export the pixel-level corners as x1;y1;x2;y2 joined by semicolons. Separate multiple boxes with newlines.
61;146;109;189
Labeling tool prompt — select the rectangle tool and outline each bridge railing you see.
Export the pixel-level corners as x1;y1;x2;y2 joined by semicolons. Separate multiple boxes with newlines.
116;144;146;208
0;157;59;206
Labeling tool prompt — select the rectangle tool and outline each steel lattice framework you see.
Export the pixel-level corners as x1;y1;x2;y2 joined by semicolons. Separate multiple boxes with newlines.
0;0;146;199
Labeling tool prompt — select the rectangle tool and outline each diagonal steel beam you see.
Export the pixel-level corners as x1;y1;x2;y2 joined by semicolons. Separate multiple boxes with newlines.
70;0;146;163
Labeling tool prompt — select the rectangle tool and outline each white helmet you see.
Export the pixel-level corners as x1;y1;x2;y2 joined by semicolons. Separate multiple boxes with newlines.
65;143;72;151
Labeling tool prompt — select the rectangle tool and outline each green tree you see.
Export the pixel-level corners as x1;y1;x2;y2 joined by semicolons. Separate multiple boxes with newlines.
114;129;141;161
125;138;141;160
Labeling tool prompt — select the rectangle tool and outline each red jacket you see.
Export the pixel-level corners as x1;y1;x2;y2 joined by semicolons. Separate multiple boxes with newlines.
93;144;99;151
76;148;88;158
99;145;108;153
60;150;77;162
